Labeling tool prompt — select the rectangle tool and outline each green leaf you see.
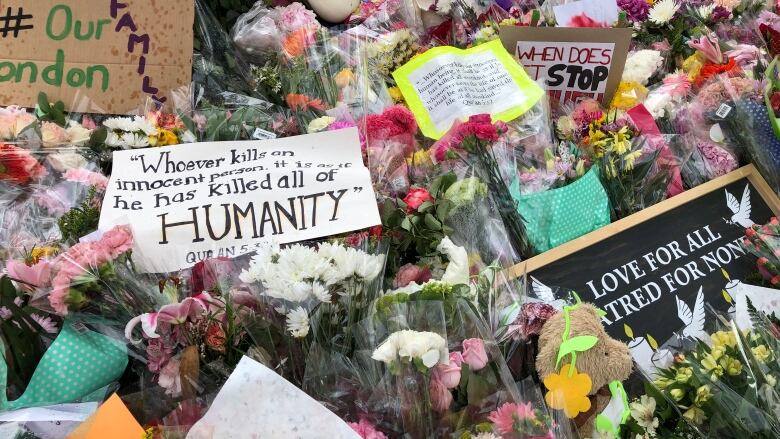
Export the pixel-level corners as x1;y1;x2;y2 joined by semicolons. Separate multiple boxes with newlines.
556;335;598;366
424;214;441;231
37;92;51;112
466;373;493;406
400;217;412;231
418;201;433;213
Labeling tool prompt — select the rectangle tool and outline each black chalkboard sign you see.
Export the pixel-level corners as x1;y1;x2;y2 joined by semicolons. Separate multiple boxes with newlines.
509;166;780;372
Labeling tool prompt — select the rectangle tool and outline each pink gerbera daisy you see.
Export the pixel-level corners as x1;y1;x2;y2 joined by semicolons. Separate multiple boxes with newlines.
488;402;537;434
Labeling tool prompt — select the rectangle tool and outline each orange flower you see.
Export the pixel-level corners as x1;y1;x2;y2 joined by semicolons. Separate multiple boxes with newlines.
543;364;592;418
283;27;315;58
286;93;327;112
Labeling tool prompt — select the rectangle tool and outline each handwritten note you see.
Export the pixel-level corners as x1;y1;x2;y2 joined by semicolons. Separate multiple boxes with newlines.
0;0;193;113
393;40;543;139
98;128;381;273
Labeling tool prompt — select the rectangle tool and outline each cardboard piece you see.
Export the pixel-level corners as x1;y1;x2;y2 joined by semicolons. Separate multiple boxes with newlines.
0;0;194;114
98;128;381;273
393;40;544;139
187;356;361;439
66;394;144;439
499;27;632;106
509;165;780;374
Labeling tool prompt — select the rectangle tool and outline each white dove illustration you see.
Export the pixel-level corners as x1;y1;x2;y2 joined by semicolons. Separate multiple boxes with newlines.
725;184;754;228
675;287;709;342
529;276;567;310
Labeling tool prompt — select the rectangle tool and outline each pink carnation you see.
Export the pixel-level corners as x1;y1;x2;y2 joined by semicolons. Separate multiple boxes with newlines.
64;168;109;192
48;225;133;315
488;402;538;434
275;3;318;34
348;419;387;439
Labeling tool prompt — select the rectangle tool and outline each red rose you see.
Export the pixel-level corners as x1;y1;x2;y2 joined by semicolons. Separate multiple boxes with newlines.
205;323;226;353
758;257;770;266
403;187;433;213
191;257;235;293
369;225;383;239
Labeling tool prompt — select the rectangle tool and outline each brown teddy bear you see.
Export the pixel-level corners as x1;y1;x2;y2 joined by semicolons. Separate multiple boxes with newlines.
536;303;633;438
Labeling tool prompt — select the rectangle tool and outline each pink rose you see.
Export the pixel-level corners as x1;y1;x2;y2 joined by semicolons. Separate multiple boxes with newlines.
432;352;462;389
5;259;52;291
393;263;432;288
64;168;109;192
429;378;453;412
348;419;387;439
403;187;433;213
461;338;489;371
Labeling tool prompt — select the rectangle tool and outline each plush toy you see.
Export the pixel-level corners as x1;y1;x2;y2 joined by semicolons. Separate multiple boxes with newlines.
307;0;360;23
536;302;633;438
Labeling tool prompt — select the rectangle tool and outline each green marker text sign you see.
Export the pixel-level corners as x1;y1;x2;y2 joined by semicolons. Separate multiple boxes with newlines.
0;0;193;114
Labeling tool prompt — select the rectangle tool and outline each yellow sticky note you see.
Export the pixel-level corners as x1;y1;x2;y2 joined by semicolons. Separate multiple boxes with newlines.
67;394;145;439
392;39;544;139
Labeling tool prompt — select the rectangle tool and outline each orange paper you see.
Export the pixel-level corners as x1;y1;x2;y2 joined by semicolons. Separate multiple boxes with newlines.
67;394;144;439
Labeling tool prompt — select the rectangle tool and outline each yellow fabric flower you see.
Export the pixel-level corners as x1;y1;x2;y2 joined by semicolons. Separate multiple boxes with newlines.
694;385;712;406
544;364;593;418
683;406;706;424
610;81;648;110
335;68;355;88
720;356;742;376
711;331;737;349
752;345;771;363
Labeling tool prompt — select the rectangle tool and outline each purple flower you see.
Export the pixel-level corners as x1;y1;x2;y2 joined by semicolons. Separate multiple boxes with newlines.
618;0;650;21
710;6;731;21
507;302;557;340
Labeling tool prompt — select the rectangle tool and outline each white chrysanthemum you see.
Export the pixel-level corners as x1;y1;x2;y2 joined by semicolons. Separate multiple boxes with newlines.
132;116;158;135
695;3;716;18
648;0;680;24
312;282;331;303
644;91;672;119
622;50;664;85
105;131;125;148
355;253;385;282
122;132;150;148
371;330;448;368
286;307;310;338
103;116;137;132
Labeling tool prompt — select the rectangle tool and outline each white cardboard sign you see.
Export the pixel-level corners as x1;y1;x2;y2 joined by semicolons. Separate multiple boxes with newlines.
98;128;380;273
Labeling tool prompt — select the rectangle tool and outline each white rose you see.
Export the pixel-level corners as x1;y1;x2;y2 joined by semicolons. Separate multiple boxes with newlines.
47;152;88;172
66;122;92;146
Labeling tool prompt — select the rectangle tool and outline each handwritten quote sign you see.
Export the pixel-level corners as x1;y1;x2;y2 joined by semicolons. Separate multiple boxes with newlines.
393;40;543;139
98;128;381;273
510;166;780;373
0;0;193;113
499;27;631;106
